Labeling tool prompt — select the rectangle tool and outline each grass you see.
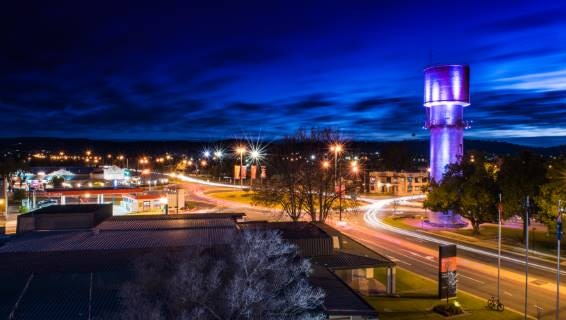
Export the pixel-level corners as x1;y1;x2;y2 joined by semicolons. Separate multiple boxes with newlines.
383;215;563;255
206;190;263;206
451;225;560;253
365;268;522;320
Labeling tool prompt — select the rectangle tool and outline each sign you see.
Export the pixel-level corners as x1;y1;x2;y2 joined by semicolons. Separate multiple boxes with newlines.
251;165;257;180
234;165;240;180
260;166;267;178
240;165;247;179
438;244;457;299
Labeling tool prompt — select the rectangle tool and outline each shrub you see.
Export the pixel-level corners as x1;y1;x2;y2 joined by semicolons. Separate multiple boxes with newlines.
433;302;464;317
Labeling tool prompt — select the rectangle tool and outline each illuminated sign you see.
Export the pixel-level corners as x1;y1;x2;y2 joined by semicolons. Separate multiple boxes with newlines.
438;244;457;299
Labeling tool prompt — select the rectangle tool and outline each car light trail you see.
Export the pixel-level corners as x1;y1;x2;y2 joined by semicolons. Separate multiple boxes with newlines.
165;172;245;189
362;195;566;275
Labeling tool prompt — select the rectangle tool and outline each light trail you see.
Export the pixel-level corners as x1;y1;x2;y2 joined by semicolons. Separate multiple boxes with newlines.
165;173;245;189
157;174;565;276
361;195;566;275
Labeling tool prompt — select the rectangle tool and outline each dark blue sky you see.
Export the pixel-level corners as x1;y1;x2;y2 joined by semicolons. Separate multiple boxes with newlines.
1;1;565;146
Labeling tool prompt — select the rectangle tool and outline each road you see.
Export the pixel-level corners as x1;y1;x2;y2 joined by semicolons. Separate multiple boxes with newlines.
334;196;566;319
171;175;565;319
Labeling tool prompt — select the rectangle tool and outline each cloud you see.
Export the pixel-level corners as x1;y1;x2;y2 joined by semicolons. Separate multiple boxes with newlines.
482;8;566;32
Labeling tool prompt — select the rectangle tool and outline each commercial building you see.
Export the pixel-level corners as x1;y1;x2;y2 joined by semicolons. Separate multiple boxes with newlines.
121;189;185;213
0;206;392;319
367;170;428;196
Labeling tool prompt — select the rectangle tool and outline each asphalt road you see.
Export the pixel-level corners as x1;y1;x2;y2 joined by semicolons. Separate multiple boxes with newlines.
330;197;566;320
173;177;565;319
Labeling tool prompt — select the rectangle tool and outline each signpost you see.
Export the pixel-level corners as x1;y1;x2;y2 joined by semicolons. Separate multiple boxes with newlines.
439;244;458;300
557;201;562;320
497;194;503;305
525;196;530;320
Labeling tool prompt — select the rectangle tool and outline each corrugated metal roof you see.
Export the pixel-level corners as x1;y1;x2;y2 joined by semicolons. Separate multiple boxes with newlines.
98;217;235;231
0;267;378;320
0;228;236;253
312;252;393;269
239;221;329;239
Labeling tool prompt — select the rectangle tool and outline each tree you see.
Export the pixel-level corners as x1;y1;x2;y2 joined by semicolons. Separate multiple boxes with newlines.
253;128;345;222
536;159;566;231
498;151;547;240
0;156;28;217
424;154;499;234
120;230;325;320
252;134;306;221
423;180;458;216
297;129;341;222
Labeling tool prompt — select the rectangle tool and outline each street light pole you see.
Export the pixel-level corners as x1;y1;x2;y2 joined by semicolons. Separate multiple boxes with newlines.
557;200;562;320
498;193;502;305
525;196;530;320
239;150;244;187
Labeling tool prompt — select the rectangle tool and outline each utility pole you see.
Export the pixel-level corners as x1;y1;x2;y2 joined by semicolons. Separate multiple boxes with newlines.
3;176;9;218
525;196;530;320
557;200;562;320
498;193;502;305
240;155;243;187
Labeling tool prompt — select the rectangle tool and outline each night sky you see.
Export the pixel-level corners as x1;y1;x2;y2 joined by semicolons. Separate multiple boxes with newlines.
1;1;565;146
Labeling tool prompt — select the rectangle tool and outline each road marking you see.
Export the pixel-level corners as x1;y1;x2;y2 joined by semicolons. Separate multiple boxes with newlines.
459;274;485;285
504;291;513;297
386;255;413;266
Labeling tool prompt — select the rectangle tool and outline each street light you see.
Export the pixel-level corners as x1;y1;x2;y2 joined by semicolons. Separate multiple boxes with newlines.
235;146;246;187
330;143;344;221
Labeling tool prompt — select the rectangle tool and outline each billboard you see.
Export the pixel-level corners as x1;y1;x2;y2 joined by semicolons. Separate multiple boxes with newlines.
260;166;267;178
234;165;240;180
438;244;457;299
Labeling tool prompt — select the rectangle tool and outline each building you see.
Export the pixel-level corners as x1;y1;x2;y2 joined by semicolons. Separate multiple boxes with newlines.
0;206;391;319
90;165;128;181
367;170;428;196
121;189;185;213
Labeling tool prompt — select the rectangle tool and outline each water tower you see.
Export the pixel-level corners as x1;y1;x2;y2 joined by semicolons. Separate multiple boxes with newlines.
424;64;470;226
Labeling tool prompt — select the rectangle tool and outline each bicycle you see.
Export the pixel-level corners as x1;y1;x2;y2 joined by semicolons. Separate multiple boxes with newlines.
487;296;505;312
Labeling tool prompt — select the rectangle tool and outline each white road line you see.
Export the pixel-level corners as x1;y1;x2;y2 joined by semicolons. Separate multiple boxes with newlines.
459;274;486;284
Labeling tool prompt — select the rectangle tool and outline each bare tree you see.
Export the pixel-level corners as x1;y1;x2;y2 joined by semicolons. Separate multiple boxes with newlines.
252;135;306;221
254;128;347;222
120;230;326;320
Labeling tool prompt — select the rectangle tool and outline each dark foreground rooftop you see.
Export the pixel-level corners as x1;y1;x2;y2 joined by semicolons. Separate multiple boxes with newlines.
0;208;385;319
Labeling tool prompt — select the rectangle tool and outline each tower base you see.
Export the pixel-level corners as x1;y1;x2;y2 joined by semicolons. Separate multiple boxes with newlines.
425;211;468;228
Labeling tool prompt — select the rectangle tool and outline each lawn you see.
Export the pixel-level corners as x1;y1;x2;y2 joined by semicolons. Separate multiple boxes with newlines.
206;190;263;206
365;268;522;320
383;216;563;255
451;225;560;253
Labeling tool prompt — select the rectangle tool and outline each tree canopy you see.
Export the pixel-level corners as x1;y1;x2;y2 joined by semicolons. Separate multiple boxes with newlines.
120;230;325;320
424;153;499;234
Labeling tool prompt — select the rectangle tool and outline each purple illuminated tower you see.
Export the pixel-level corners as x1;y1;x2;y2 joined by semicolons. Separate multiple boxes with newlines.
424;64;470;227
